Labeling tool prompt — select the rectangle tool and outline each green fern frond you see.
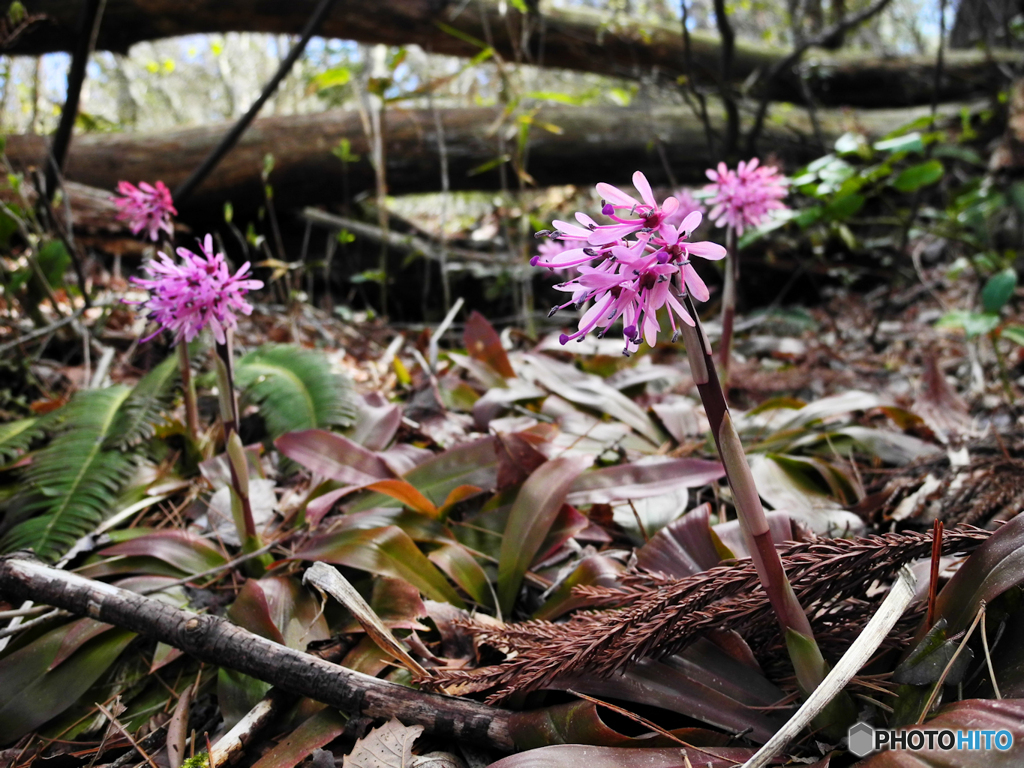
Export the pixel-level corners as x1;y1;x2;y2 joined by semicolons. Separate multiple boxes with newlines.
106;354;181;449
235;344;357;440
0;417;44;464
0;387;136;561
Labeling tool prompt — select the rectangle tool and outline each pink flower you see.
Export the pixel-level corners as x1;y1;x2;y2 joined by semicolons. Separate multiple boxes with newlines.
539;178;726;356
589;171;681;245
704;159;788;235
662;188;706;229
112;180;177;242
130;234;263;345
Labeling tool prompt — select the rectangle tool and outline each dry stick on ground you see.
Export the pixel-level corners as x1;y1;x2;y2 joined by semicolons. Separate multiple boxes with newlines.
172;0;338;206
0;554;515;750
43;0;105;199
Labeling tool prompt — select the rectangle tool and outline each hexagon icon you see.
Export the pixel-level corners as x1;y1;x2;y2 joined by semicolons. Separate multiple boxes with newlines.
848;722;876;757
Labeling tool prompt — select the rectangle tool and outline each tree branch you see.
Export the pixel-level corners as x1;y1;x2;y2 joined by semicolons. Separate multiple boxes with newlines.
172;0;339;205
0;554;515;751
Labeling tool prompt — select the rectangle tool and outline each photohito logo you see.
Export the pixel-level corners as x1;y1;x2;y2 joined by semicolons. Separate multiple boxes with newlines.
847;722;1014;757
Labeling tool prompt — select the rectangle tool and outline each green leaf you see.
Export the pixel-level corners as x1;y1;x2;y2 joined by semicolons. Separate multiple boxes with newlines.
106;353;181;449
893;160;944;192
235;344;357;443
0;417;44;464
294;525;465;607
982;268;1018;314
1;387;135;561
37;240;70;287
873;132;925;154
935;310;1000;338
310;66;351;91
0;622;134;743
1001;325;1024;346
825;193;865;221
497;455;591;615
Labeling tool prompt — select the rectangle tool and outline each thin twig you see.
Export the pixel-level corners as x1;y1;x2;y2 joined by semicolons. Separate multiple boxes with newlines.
980;608;1001;699
173;0;338;205
746;0;895;154
916;600;986;723
44;0;106;198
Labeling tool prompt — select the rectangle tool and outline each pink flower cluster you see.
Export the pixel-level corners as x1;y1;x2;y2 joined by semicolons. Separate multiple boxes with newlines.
112;180;177;242
533;171;726;355
704;159;788;235
130;235;263;345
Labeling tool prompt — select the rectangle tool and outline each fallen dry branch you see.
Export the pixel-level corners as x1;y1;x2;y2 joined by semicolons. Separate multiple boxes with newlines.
0;554;515;751
5;102;970;222
428;527;990;702
5;0;1017;108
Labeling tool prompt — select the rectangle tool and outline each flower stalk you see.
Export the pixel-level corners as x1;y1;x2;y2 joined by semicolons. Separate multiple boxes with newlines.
719;226;738;384
679;294;854;731
178;342;200;444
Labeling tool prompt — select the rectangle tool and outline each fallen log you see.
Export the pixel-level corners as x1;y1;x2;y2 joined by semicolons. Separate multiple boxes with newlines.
5;0;1017;108
4;101;969;224
0;554;516;750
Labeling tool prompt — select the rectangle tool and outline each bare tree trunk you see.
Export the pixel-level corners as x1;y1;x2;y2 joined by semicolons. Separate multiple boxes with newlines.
3;101;971;223
3;0;1018;107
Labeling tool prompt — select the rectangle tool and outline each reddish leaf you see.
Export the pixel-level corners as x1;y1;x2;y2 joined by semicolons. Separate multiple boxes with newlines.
854;699;1024;766
566;458;725;506
496;432;549;489
497;455;592;615
276;430;395;485
465;310;515;378
489;744;755;768
366;479;439;517
96;530;227;575
350;392;402;452
635;503;721;577
506;699;739;752
251;708;347;768
227;579;287;645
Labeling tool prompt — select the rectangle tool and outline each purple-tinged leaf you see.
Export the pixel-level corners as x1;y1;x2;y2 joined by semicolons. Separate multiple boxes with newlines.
366;479;439;516
536;504;589;564
507;699;733;750
926;512;1024;638
534;555;624;620
854;699;1024;766
714;511;794;560
497;455;592;615
378;444;433;476
489;744;755;768
341;635;393;676
94;530;227;575
565;457;724;506
251;708;347;768
465;310;516;379
276;430;395;485
227;579;286;645
519;354;663;444
350;392;402;451
558;651;786;745
292;525;465;607
635;503;722;577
